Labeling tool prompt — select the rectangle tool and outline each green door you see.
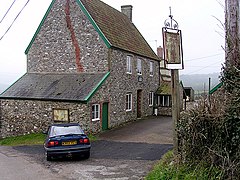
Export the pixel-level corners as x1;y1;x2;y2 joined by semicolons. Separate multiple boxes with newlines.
102;103;109;130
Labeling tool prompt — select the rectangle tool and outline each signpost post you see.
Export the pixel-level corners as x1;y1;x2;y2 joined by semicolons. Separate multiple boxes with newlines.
162;7;184;157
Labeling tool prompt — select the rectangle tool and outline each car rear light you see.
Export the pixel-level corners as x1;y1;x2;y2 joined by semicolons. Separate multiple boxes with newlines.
47;141;59;147
83;138;89;144
79;138;90;144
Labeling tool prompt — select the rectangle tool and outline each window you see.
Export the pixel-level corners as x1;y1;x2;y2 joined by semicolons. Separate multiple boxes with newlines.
137;59;142;75
150;61;153;76
92;104;100;121
149;92;154;106
126;56;132;74
126;93;132;111
159;95;171;107
50;125;84;137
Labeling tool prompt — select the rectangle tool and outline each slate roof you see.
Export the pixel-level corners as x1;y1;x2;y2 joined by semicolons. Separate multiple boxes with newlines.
156;81;171;95
0;73;109;102
80;0;159;61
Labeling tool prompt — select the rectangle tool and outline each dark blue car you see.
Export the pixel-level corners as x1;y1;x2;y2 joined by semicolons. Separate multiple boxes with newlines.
44;123;91;161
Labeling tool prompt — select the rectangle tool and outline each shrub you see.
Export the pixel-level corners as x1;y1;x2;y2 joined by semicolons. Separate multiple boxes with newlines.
178;90;240;178
146;150;223;180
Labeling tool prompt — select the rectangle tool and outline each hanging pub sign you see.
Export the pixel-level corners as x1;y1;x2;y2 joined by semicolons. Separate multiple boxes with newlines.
162;28;183;69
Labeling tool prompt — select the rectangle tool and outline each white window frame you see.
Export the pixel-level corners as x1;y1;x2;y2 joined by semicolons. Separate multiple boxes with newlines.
159;95;171;107
92;104;100;121
126;93;132;111
150;61;153;76
149;92;154;106
126;56;132;74
137;59;142;75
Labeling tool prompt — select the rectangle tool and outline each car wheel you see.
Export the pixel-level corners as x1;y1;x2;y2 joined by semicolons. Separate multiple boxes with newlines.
84;151;90;159
46;152;52;161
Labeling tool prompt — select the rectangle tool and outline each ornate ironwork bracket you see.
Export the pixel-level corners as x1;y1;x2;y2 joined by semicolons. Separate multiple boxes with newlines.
164;7;179;30
162;6;184;69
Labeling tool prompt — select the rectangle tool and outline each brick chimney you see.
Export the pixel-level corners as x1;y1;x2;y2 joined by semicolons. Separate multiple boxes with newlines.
121;5;133;22
157;46;164;59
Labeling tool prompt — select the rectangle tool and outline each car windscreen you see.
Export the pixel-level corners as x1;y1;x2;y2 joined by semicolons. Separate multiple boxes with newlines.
49;125;84;137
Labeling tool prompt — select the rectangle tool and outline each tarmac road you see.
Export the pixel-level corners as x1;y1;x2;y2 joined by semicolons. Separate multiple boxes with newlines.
0;146;61;180
98;115;173;144
0;116;173;180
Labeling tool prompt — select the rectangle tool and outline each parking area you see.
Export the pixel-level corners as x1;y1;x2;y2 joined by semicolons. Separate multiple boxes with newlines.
0;116;173;180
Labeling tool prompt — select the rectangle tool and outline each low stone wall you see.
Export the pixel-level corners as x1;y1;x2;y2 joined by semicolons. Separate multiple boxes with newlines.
0;99;100;138
158;106;172;116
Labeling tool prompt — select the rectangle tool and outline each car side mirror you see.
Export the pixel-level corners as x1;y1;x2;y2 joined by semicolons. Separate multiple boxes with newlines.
42;130;48;134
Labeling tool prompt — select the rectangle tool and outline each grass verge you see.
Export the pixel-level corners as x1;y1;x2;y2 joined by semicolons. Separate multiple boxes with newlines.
0;133;46;146
145;150;223;180
0;133;97;146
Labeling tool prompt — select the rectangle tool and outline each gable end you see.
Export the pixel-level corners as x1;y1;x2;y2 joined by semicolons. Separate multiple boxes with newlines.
25;0;56;54
25;0;112;55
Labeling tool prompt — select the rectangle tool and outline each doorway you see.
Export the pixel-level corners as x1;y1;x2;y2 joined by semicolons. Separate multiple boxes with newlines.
102;102;109;130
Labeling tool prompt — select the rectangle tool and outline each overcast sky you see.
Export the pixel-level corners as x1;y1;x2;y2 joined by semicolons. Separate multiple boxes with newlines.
0;0;225;86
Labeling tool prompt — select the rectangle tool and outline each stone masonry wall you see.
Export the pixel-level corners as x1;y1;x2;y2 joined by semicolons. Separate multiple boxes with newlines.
106;49;160;128
27;0;109;73
0;79;109;138
0;99;102;138
158;107;172;116
84;48;160;130
0;0;162;137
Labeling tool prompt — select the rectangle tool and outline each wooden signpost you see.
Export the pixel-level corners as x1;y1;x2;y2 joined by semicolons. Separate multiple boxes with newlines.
162;7;184;156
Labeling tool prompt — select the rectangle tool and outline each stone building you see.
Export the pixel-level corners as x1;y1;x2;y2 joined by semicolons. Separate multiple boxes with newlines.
183;87;195;102
154;46;184;116
155;46;172;116
0;0;160;137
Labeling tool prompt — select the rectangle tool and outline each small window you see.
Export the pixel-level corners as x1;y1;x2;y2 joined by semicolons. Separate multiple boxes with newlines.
150;61;153;76
137;59;142;75
149;92;154;106
126;56;132;74
92;104;100;121
126;93;132;111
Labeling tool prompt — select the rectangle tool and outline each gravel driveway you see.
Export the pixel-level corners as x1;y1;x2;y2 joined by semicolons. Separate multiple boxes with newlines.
0;116;173;180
